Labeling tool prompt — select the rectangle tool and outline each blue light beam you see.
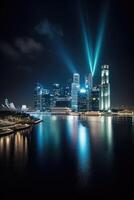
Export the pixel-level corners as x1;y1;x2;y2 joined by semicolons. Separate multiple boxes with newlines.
59;43;77;74
92;6;108;76
53;37;77;74
80;12;93;75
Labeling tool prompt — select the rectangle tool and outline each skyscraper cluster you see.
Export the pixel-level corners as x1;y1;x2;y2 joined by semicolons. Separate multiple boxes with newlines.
34;83;71;112
34;65;111;112
34;83;50;112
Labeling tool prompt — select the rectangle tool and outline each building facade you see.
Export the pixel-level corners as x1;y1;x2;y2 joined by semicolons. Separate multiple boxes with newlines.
85;73;93;111
91;86;100;111
71;73;80;111
42;89;51;111
99;65;110;111
34;83;43;111
85;73;93;89
34;83;50;112
52;83;61;97
78;88;88;112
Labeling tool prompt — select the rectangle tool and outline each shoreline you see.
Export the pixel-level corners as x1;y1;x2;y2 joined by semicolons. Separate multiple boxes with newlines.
0;112;133;137
0;129;14;136
0;119;42;137
29;111;134;117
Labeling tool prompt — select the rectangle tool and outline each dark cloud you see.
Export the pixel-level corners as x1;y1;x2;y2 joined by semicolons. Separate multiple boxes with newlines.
0;42;21;60
0;38;43;61
35;19;63;39
0;38;43;75
15;38;43;54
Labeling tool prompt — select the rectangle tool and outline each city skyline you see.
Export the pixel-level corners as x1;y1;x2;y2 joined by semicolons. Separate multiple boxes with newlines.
0;0;134;107
0;1;134;199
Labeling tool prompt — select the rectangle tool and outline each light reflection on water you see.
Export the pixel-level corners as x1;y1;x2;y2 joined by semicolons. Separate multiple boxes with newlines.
77;123;90;184
66;116;90;183
0;129;31;169
86;116;113;167
0;115;114;182
100;117;113;166
35;115;61;165
67;116;78;146
132;117;134;133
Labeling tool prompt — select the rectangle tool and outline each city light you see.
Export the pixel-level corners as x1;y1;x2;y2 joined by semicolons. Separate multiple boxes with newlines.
80;88;86;93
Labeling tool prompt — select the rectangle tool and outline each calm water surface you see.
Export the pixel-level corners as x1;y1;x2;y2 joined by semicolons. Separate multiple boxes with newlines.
0;115;134;198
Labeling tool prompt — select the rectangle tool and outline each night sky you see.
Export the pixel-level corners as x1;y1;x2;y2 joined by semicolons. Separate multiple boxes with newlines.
0;0;133;107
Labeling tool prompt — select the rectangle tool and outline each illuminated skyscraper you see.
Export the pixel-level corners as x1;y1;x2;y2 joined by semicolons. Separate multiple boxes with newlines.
85;73;93;111
78;88;87;112
34;83;50;112
52;83;61;97
85;73;93;89
42;89;50;111
51;83;61;107
34;83;43;111
71;73;80;111
73;73;80;84
91;86;100;111
100;65;110;111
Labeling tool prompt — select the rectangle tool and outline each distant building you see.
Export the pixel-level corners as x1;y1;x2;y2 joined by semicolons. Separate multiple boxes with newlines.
71;83;79;111
3;98;16;111
99;65;110;111
50;94;55;108
85;73;93;89
34;83;43;111
73;73;80;84
52;83;61;97
50;83;71;108
9;102;16;110
34;83;50;112
42;89;50;111
59;85;71;98
55;97;71;108
5;98;10;108
91;86;100;111
51;107;71;115
78;88;88;112
71;73;80;111
85;73;93;111
21;105;28;112
63;86;71;97
51;83;61;107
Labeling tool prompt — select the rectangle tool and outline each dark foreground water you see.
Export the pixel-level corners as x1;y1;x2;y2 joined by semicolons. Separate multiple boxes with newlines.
0;115;134;199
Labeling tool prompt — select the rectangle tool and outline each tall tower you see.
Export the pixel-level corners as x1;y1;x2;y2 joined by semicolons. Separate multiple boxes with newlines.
85;73;93;89
73;73;80;84
71;73;80;111
34;83;43;112
85;73;93;111
100;65;110;111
